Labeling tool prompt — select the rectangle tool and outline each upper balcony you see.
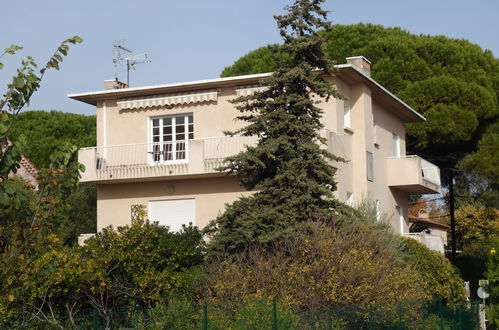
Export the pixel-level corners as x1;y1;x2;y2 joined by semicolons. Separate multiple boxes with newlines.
78;136;257;183
386;156;441;194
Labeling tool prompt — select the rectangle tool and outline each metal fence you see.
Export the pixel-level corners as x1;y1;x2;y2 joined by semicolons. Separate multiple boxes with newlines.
16;299;480;329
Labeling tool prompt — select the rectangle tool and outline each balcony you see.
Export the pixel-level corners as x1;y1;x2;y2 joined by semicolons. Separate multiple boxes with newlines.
78;136;257;183
386;156;441;194
404;233;445;254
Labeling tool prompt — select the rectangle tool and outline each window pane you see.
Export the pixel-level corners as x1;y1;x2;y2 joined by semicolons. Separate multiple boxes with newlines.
366;151;374;181
176;125;185;134
344;103;351;128
152;144;160;162
176;141;186;160
176;116;185;125
153;136;159;142
392;133;400;157
153;127;159;136
188;115;193;124
152;119;159;127
163;126;172;135
163;143;173;161
164;135;172;142
188;133;194;140
176;134;184;141
188;124;193;133
164;117;172;125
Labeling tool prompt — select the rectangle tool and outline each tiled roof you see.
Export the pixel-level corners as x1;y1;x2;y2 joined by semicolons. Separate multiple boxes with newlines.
408;215;450;230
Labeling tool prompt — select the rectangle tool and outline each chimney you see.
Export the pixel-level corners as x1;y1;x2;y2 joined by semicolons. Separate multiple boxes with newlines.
104;79;128;90
346;56;371;77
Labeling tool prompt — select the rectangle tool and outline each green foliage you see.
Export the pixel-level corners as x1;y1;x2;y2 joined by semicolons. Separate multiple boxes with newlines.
8;110;96;168
131;301;200;330
461;120;499;188
206;220;429;310
2;219;205;328
402;237;467;304
83;219;205;306
221;23;499;178
5;110;97;244
207;0;348;254
1;143;82;303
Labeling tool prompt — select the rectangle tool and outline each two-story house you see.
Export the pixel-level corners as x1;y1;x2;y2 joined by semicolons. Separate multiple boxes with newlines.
70;56;441;241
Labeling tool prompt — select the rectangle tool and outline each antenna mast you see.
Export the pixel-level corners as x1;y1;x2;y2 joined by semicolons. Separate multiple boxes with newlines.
112;40;150;86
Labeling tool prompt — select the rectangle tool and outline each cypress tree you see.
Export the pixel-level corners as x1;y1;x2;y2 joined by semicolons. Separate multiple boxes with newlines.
207;0;347;253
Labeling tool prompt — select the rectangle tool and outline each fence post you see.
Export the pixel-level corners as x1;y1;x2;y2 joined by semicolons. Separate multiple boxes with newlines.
272;297;278;330
458;304;463;330
397;302;403;330
438;298;444;330
368;304;374;330
91;309;99;330
327;307;333;330
203;302;208;330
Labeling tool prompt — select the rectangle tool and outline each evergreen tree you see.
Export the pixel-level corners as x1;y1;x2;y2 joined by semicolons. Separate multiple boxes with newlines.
207;0;348;253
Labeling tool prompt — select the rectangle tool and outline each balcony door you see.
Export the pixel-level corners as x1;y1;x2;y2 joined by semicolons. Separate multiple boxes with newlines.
150;114;193;164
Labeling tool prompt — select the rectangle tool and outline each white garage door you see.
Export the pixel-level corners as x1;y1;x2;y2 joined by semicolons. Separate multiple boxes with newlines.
148;198;196;231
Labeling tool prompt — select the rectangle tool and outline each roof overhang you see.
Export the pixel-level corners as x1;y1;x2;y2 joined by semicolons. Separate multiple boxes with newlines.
68;65;424;123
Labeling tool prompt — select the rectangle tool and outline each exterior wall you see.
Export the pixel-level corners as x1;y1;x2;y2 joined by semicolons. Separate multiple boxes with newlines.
370;101;409;232
79;71;438;235
97;176;251;231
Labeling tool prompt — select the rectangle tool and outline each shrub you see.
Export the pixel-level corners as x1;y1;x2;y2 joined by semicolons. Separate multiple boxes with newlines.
402;237;467;304
206;220;427;310
4;219;205;328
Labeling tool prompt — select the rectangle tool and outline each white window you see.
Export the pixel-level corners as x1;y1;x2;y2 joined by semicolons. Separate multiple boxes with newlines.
392;133;400;157
346;192;354;207
343;102;351;128
149;198;196;232
366;151;374;182
396;206;404;234
150;114;193;164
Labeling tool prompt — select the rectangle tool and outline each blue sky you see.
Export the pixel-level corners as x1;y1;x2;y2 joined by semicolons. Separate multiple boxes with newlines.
1;0;498;115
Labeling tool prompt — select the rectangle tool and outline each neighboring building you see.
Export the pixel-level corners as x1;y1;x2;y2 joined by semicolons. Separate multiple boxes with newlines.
69;56;441;238
2;138;39;189
407;210;450;253
14;155;39;189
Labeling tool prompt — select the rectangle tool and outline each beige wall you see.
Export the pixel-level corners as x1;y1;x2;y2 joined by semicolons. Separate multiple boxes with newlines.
97;176;252;231
88;74;432;234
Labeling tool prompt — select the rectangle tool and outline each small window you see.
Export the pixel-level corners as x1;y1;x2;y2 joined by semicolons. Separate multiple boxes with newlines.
366;151;374;181
346;192;354;207
343;102;351;128
392;133;400;157
396;206;404;234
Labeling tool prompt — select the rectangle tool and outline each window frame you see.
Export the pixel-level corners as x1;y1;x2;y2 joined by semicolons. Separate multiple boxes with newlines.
148;113;194;165
392;133;400;157
366;151;374;182
343;102;351;128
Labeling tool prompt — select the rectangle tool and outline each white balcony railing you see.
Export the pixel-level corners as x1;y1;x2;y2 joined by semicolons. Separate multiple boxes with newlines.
404;233;445;254
421;158;441;186
386;155;441;194
78;135;257;182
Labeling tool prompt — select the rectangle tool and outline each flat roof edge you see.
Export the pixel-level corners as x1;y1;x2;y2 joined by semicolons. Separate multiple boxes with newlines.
68;65;425;122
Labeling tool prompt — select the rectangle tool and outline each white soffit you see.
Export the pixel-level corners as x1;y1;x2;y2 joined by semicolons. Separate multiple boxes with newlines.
117;90;218;110
235;85;268;97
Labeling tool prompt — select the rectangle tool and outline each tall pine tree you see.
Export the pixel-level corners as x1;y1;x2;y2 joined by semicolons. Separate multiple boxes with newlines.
207;0;348;253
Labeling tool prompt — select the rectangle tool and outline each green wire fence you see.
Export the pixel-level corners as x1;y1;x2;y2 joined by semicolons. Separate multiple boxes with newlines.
14;298;480;329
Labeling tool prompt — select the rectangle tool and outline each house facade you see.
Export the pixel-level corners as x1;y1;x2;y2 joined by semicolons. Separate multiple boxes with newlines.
70;56;441;237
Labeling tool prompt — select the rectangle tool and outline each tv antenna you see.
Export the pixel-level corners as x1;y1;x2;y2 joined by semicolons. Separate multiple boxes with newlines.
112;40;150;86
